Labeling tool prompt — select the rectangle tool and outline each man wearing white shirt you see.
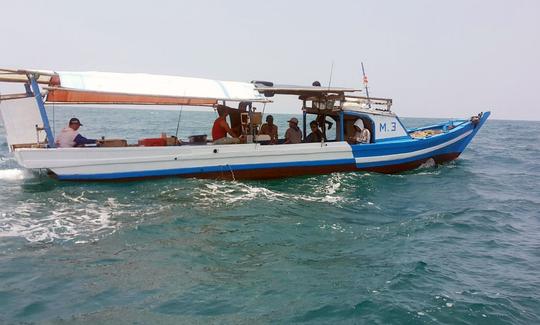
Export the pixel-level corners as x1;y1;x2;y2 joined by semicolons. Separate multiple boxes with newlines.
55;118;98;148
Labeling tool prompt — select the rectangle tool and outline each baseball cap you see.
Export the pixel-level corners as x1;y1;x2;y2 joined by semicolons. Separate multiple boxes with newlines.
69;118;83;126
288;117;299;124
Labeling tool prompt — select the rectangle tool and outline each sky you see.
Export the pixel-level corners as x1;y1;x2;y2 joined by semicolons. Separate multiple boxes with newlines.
1;0;539;120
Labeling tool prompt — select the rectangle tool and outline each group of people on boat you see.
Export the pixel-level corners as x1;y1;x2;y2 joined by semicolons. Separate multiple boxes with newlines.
211;107;371;145
54;109;371;148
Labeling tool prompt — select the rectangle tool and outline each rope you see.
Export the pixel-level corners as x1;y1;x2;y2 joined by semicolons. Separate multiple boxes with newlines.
227;164;236;181
52;101;56;138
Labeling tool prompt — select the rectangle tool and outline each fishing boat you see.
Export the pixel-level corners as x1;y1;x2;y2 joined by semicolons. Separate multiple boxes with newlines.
0;68;489;181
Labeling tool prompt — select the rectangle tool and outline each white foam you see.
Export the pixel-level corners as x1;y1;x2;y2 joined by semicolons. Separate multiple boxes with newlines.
194;177;359;208
0;168;28;181
0;198;120;243
418;158;436;169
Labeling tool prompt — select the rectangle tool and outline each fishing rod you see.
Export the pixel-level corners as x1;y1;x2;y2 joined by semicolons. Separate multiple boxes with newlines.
174;91;186;139
361;62;371;109
174;104;184;139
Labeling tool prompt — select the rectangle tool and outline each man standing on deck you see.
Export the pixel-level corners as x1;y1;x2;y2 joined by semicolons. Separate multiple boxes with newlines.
212;106;241;144
55;118;99;147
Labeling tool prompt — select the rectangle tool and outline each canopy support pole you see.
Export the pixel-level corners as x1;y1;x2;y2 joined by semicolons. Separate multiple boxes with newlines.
28;75;55;148
339;111;345;141
302;110;307;142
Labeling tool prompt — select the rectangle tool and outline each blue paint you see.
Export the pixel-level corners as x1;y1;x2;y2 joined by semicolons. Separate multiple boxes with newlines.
352;125;472;158
303;111;307;141
28;76;55;148
355;137;469;168
339;111;344;141
374;136;411;143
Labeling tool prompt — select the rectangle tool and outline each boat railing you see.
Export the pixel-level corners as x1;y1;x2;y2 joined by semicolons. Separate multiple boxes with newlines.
343;96;393;112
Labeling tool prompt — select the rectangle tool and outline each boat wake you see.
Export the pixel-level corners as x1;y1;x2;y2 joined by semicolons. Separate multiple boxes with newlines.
0;168;29;181
0;196;121;243
194;173;366;208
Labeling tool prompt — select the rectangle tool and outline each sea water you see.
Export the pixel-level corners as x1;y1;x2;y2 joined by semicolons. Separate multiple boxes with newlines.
0;108;539;324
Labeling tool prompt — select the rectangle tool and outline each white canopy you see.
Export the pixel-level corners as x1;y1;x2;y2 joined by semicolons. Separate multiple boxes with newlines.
53;71;267;102
1;69;269;106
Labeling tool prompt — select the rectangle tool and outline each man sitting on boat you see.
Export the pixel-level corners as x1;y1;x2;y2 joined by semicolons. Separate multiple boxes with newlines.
212;106;241;144
349;119;371;144
284;117;302;144
259;115;278;144
55;118;99;148
305;120;324;143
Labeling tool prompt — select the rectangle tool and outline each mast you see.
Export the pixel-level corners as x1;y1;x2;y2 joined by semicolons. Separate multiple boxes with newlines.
361;62;371;109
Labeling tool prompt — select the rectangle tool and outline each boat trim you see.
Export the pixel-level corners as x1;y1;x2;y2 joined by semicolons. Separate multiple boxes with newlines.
355;129;473;164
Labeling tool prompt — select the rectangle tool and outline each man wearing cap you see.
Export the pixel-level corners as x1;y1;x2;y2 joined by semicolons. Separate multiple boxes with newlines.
55;118;98;148
350;119;371;144
284;117;302;144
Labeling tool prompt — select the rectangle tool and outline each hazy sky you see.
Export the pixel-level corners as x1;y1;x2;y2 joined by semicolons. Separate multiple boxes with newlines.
1;0;539;120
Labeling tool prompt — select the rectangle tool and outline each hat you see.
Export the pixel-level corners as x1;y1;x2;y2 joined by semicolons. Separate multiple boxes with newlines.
288;117;299;124
354;119;364;130
69;118;83;126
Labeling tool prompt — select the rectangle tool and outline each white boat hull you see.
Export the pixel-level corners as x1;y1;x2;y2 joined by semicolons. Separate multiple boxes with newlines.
14;142;356;180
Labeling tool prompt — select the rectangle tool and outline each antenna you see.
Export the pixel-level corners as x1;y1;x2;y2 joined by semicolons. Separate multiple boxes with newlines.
327;60;334;89
361;62;371;109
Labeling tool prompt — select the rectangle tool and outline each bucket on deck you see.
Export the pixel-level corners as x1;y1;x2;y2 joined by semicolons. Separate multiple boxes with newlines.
138;138;167;146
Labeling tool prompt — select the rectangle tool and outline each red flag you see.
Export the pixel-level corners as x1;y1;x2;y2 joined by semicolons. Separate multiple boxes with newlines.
363;75;368;84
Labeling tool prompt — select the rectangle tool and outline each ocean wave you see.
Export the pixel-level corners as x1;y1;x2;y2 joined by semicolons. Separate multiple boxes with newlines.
0;197;121;243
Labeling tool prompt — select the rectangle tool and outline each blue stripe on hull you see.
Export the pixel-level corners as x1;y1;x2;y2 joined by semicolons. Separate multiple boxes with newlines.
353;125;473;158
56;158;356;180
356;137;469;168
